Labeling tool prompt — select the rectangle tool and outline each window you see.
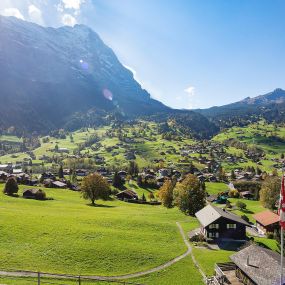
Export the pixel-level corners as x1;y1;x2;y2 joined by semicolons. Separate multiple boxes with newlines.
208;232;219;238
227;224;236;229
209;224;219;229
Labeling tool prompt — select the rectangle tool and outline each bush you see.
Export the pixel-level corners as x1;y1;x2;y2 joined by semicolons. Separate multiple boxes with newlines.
226;200;232;208
266;232;274;239
35;190;46;200
190;233;206;242
236;200;247;210
228;189;240;198
3;177;18;196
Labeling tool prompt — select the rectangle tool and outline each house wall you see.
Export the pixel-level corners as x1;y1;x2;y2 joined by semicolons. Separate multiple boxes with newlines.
256;221;279;234
205;217;246;240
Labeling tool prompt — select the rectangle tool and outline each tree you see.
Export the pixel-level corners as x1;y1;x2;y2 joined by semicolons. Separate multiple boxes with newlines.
113;171;124;189
81;173;110;205
148;192;155;201
158;179;175;208
4;177;18;196
128;161;139;177
54;144;59;152
173;174;206;216
231;170;236;180
58;165;64;179
260;176;281;209
141;193;146;202
236;200;247;210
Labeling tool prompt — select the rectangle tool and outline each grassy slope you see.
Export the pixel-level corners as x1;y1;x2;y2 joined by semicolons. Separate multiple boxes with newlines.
0;184;198;277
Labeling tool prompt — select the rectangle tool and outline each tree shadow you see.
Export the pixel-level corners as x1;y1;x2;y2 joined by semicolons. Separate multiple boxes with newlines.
240;209;254;214
87;203;116;208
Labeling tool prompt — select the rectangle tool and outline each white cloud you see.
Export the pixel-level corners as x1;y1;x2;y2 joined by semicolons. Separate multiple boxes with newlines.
61;0;85;10
1;7;24;20
184;86;196;109
28;4;44;25
62;13;77;26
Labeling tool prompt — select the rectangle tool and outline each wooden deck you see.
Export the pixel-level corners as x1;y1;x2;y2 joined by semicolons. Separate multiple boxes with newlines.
223;270;243;285
214;263;243;285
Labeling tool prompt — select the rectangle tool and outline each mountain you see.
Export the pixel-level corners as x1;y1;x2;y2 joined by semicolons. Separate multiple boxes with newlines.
196;88;285;128
0;16;218;139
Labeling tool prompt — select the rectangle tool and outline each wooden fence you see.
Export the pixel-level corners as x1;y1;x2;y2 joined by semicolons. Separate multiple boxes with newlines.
0;269;145;285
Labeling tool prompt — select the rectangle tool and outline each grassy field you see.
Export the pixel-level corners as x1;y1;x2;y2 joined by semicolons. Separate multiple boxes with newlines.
192;247;233;276
0;184;200;279
205;182;229;195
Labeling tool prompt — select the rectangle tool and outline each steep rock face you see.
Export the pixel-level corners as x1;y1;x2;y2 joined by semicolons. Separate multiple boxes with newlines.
0;16;167;132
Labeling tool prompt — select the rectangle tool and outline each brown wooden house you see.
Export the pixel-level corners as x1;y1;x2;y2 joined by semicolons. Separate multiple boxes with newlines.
253;210;279;234
195;204;250;240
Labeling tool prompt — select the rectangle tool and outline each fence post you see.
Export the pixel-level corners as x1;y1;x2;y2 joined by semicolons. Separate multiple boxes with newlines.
78;275;81;285
37;272;41;285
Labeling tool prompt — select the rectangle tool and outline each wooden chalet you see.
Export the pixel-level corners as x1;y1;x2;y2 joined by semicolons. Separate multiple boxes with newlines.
116;190;138;201
23;188;46;200
214;245;285;285
195;204;249;240
253;210;279;234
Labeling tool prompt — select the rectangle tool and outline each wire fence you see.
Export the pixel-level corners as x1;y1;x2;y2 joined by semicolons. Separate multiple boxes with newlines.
0;270;145;285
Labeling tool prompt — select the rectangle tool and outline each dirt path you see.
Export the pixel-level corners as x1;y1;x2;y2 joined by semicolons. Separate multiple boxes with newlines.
0;222;206;281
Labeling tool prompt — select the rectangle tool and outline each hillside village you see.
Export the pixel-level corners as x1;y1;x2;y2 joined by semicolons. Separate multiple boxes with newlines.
1;120;285;284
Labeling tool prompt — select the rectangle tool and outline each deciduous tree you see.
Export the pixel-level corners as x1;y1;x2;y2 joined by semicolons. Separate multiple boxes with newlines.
81;173;110;205
260;176;281;209
4;177;18;196
174;174;206;216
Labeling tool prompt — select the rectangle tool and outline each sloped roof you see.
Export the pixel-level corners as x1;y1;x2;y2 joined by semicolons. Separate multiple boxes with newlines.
195;204;250;227
253;210;279;226
230;244;285;285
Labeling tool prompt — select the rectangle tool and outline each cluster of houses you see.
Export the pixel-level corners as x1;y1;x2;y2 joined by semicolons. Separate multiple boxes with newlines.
194;203;282;285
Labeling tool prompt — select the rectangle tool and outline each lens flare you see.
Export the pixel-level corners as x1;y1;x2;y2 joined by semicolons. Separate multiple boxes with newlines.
79;59;89;70
103;89;113;101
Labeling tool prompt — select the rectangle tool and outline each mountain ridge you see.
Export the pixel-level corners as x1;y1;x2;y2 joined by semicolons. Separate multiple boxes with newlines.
0;15;218;139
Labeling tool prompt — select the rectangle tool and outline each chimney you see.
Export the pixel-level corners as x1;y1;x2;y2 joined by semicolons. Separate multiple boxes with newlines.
246;255;249;266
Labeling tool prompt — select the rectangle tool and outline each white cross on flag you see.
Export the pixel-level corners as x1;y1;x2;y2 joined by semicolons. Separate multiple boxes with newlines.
280;175;285;229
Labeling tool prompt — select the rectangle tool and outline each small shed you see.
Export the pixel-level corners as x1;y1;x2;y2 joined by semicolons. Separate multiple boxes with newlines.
253;210;279;234
116;190;138;201
52;181;67;188
23;188;46;200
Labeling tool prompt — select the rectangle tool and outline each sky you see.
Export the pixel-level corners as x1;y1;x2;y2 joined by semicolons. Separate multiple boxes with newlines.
0;0;285;109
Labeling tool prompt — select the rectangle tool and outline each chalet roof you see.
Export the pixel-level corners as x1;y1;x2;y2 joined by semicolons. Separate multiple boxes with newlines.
253;210;279;226
230;244;285;285
195;204;250;227
52;181;67;187
116;190;138;198
23;188;41;194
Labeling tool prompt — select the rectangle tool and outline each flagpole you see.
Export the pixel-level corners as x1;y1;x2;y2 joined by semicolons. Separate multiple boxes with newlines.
281;170;285;285
281;227;284;285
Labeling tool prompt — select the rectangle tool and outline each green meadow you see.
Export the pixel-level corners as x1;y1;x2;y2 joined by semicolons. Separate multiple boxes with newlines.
0;184;201;281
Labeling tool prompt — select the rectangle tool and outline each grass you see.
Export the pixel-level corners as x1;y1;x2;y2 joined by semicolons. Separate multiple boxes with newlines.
130;256;204;285
0;184;198;277
205;182;229;195
227;198;266;223
192;247;234;276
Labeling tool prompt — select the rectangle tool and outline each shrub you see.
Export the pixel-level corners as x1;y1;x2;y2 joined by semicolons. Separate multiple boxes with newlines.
35;190;46;200
266;232;274;239
236;200;247;210
3;177;18;196
190;233;206;242
228;189;240;198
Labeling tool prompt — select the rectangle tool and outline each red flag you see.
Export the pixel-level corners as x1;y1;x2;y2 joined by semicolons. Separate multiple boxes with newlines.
280;175;285;229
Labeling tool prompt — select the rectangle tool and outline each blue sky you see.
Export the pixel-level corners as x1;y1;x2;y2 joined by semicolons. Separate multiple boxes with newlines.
1;0;285;109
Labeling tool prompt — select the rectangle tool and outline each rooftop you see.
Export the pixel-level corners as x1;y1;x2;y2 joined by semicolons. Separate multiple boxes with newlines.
253;210;279;226
195;204;250;227
230;244;285;285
